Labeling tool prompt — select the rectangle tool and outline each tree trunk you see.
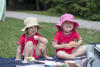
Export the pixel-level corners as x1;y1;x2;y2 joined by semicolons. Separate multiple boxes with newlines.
36;0;40;10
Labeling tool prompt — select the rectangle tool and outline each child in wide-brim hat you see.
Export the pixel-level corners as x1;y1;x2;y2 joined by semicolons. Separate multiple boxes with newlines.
16;17;52;63
52;13;86;59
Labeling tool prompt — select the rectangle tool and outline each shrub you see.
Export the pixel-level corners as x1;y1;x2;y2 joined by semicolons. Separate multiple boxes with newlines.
88;14;100;21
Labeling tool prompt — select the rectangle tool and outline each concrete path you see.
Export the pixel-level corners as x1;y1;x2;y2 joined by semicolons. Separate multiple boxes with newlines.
6;11;100;30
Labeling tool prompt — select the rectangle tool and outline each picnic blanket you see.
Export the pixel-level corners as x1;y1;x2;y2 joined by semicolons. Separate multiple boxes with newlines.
0;56;75;67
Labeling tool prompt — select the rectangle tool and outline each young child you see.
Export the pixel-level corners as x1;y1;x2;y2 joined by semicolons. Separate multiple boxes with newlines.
15;17;52;63
52;14;86;59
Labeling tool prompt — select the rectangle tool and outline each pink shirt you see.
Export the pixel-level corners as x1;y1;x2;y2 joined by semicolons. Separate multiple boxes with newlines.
17;33;42;58
53;30;80;54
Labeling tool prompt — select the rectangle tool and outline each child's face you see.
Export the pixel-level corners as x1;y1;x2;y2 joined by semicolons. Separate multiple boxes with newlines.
27;26;38;36
62;21;74;32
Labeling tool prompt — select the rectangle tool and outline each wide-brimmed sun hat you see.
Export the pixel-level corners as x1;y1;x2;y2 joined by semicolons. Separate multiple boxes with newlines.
56;13;79;30
21;17;41;31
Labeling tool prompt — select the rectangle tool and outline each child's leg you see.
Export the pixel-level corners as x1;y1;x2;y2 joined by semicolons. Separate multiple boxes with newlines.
71;45;86;57
56;51;75;59
35;44;42;57
39;43;52;59
35;40;52;59
56;45;86;60
23;41;34;63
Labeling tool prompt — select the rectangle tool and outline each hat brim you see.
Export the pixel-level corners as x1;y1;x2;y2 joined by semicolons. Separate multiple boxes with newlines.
73;21;79;29
56;21;79;30
20;25;41;32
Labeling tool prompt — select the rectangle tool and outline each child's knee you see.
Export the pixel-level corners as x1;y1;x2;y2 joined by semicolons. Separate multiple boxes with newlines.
39;43;46;48
42;38;48;44
45;39;48;44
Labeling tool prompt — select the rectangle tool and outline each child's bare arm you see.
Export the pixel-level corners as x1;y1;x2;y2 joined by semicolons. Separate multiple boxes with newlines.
15;45;21;60
75;37;82;47
34;36;48;44
52;41;72;49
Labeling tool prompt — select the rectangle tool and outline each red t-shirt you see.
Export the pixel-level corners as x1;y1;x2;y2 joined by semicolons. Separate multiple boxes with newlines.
53;30;80;54
17;33;42;58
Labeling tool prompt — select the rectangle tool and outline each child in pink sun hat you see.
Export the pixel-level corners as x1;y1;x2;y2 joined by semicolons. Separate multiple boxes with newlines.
52;13;86;59
56;14;79;30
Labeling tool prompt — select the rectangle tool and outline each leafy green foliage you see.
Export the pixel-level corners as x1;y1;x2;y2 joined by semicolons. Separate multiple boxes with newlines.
40;0;100;21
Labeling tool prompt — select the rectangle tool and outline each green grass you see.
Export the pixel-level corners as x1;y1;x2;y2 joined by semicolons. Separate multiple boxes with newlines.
16;10;82;19
17;10;61;17
0;17;100;58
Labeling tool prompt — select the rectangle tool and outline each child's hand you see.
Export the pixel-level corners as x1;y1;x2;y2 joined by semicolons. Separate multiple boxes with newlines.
64;44;73;49
74;43;80;47
34;35;40;40
66;45;73;49
69;41;79;47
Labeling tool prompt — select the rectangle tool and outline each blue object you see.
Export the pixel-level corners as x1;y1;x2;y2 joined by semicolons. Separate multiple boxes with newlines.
92;61;100;67
0;56;75;67
75;57;83;66
82;43;100;67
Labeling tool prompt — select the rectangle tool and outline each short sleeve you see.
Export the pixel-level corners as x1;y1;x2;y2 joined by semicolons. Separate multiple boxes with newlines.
35;33;43;37
75;31;80;40
17;34;25;45
53;32;60;42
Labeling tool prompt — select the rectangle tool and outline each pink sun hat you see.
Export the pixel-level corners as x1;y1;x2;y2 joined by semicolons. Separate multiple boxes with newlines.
56;13;79;30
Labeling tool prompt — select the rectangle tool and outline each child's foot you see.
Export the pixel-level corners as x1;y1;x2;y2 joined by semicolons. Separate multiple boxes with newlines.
22;59;28;63
45;56;53;59
22;60;28;63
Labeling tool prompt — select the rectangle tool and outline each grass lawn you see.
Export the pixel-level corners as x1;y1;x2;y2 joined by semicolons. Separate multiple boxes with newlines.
17;10;61;17
0;17;100;58
16;10;82;19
